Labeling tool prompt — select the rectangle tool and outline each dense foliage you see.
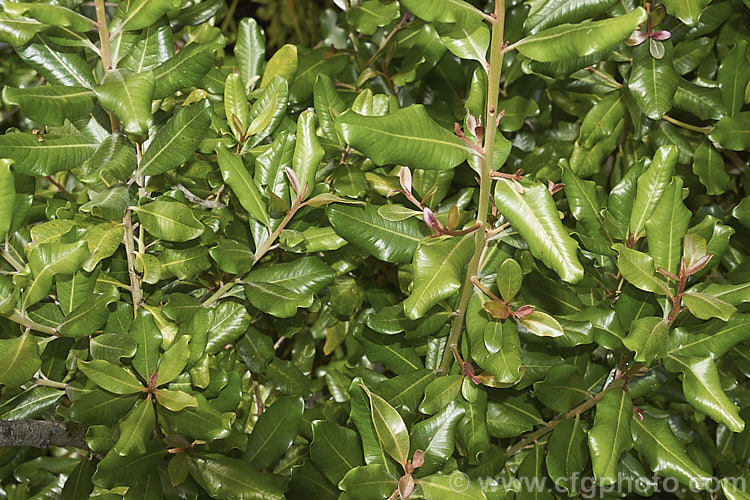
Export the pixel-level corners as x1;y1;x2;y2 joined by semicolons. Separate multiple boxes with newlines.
0;0;749;498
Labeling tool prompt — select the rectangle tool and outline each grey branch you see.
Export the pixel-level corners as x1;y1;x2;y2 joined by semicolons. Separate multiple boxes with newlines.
0;420;88;450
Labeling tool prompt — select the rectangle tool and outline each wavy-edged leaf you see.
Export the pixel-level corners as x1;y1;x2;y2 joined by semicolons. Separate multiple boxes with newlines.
119;23;174;72
0;159;14;241
112;0;182;32
152;42;216;99
0;331;40;387
18;35;95;87
588;388;633;485
25;241;89;308
0;12;47;46
547;417;588;491
403;235;474;320
683;292;736;320
631;413;713;489
665;354;744;432
400;0;489;27
293;108;324;194
347;0;400;35
662;0;710;26
134;201;204;242
623;316;669;365
692;141;729;195
361;385;410;468
244;281;313;318
2;85;94;126
435;22;489;64
260;43;297;88
4;2;94;32
235;17;265;93
79;133;136;185
78;359;143;394
95;70;154;137
487;395;544;438
0;133;97;176
337;105;470;171
245;396;304;468
494;178;583;283
645;178;690;276
136;100;211;176
717;39;750;117
339;464;398;500
186;453;284;500
245;75;289;148
310;420;364;485
709;112;750;151
112;398;154;456
327;204;428;263
673;79;725;121
410;401;465;476
515;8;646;62
629;145;678;238
155;389;198;411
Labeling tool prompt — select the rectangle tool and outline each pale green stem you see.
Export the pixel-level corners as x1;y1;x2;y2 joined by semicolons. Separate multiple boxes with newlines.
439;2;506;374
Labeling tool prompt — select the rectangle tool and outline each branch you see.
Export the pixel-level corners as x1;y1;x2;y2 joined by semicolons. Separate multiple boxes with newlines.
0;420;88;450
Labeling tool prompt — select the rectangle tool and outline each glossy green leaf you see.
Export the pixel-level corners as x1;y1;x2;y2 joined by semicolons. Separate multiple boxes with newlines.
623;316;669;365
328;205;427;263
718;39;750;116
418;471;488;500
186;453;284;500
119;23;174;72
524;0;619;34
245;75;289;148
692;141;729;195
134;201;204;242
0;331;40;387
292;109;324;194
25;241;89;308
61;458;95;500
401;0;489;28
260;43;297;88
339;464;397;500
0;159;14;241
112;0;182;31
2;85;94;126
337;105;470;171
152;42;216;99
245;396;304;468
310;420;364;484
93;446;165;489
588;388;633;485
628;41;678;120
683;292;736;320
113;398;154;456
487;395;544;438
95;70;154;137
629;146;678;238
78;359;143;394
215;147;268;225
533;364;589;412
209;239;254;274
515;8;646;62
435;22;489;64
137;100;211;176
494;178;583;283
403;235;473;320
517;310;565;338
18;35;95;87
155;389;198;411
5;2;93;32
244;281;312;318
289;47;348;103
673;79;725;121
224;72;249;141
0;133;97;176
645;178;690;276
496;258;522;303
348;0;400;35
665;354;744;432
420;375;463;414
0;12;47;46
314;74;346;143
410;401;465;475
235;18;265;93
156;336;189;385
478;320;522;383
662;0;710;26
57;293;113;337
613;244;670;295
631;414;713;489
547;417;588;491
709;112;750;151
361;384;410;467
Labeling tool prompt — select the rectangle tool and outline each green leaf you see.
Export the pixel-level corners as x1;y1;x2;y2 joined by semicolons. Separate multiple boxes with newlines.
524;0;619;34
487;395;544;438
79;133;136;185
0;159;14;241
547;417;588;491
673;79;726;121
361;384;410;467
403;235;474;320
496;259;522;303
78;359;143;394
494;178;583;283
683;292;736;320
156;336;190;385
533;364;589;412
400;0;489;28
560;161;604;236
348;0;400;35
292;109;324;195
155;389;198;411
158;396;231;440
627;41;678;120
692;141;729;195
224;72;249;141
0;331;40;387
260;43;297;88
665;354;744;432
209;239;254;274
645;178;691;276
327;205;427;263
245;396;304;468
477;320;522;383
339;464;397;500
623;316;669;365
25;241;89;308
265;358;312;395
61;458;95;500
289;47;349;104
136;100;211;176
515;8;646;62
152;42;216;99
159;246;210;281
112;0;182;32
0;133;97;176
310;420;364;484
68;390;138;425
215;147;268;225
90;333;137;363
337;105;470;171
93;446;165;489
613;245;670;295
113;398;154;456
629;145;678;237
631;413;713;489
420;375;463;414
410;401;465;475
57;293;113;337
95;70;154;137
662;0;710;26
245;75;289;147
235;18;265;93
588;388;633;485
669;314;750;359
2;85;94;126
5;2;92;31
0;386;62;420
417;471;488;500
435;22;490;64
517;310;565;338
718;39;750;116
709;112;750;151
134;201;204;242
119;23;174;73
0;12;47;46
244;281;313;318
18;35;96;87
186;453;284;500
